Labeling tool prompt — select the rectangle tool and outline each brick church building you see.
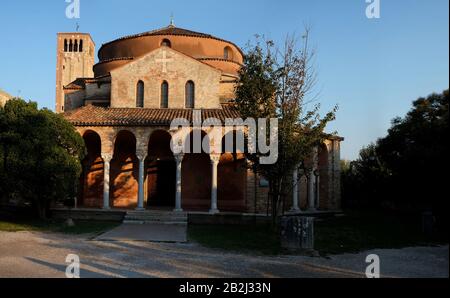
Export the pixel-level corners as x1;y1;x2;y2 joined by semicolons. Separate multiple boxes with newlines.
57;23;343;215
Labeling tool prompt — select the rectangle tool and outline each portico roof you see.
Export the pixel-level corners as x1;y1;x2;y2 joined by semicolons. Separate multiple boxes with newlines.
64;104;241;127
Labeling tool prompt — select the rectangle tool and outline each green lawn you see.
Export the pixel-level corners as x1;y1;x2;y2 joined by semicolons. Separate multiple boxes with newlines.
188;224;281;255
3;211;446;255
0;218;119;235
189;211;448;256
315;211;448;255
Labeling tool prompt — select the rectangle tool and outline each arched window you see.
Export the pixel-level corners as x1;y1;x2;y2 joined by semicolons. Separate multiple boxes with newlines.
161;39;171;48
74;40;78;52
161;81;169;108
64;39;68;52
224;46;232;60
79;39;83;52
136;81;144;108
69;40;73;52
185;81;195;108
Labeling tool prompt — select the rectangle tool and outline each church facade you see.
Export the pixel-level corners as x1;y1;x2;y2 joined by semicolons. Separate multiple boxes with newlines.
58;24;343;214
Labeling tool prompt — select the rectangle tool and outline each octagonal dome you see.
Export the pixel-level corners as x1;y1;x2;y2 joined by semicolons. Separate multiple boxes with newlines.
94;25;244;77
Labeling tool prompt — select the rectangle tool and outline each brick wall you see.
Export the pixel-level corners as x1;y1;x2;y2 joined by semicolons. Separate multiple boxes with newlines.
110;47;222;109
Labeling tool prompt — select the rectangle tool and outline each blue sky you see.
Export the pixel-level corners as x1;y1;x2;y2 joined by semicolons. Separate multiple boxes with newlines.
0;0;448;160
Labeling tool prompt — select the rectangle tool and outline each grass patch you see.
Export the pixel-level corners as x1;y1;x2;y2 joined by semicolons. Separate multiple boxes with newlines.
315;210;448;255
188;224;281;255
0;220;48;232
0;217;119;235
55;221;120;235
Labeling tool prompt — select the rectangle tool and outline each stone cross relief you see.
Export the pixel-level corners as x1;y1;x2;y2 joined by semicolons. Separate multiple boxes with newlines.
155;50;173;73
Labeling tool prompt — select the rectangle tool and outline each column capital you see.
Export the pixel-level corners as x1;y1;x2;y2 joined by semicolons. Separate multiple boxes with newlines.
101;153;113;163
210;154;221;164
174;154;185;163
136;151;147;161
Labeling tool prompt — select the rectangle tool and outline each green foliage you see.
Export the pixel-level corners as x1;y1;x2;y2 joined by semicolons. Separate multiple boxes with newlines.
343;90;449;220
0;98;86;218
235;32;337;222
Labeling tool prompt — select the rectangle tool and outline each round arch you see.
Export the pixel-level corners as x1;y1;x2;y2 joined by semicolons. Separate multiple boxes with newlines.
224;46;233;60
318;143;330;210
80;130;103;208
218;130;247;212
146;130;176;207
83;130;102;157
161;38;172;48
185;80;195;109
182;130;211;211
110;130;139;209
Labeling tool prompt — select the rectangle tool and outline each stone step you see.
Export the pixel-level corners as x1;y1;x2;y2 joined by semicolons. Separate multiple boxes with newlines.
124;210;188;225
124;217;187;222
126;211;187;217
124;214;187;218
123;220;188;225
124;214;187;217
125;214;187;218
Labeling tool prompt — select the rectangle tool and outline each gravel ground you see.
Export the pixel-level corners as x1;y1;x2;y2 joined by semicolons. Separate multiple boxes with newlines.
0;231;447;278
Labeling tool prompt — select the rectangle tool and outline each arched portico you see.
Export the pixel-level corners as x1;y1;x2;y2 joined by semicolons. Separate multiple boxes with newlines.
80;130;104;208
318;143;330;210
181;130;212;211
110;130;139;209
218;130;247;212
146;130;176;208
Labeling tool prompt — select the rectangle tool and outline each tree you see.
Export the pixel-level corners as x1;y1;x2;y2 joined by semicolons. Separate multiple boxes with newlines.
341;145;390;208
0;99;86;219
377;90;449;211
235;30;337;224
343;90;449;224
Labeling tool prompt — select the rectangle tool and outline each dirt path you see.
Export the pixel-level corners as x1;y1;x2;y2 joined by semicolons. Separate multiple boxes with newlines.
0;231;447;278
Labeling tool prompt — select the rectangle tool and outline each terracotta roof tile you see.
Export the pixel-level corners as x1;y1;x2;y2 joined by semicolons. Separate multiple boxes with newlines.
110;25;215;44
64;78;86;90
64;105;241;127
64;76;112;90
100;25;244;56
94;57;134;66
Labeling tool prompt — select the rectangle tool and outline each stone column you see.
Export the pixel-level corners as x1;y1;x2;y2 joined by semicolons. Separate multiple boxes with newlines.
136;153;147;211
315;170;320;209
174;154;184;212
332;139;342;210
102;153;112;210
308;147;319;211
307;171;316;211
290;167;300;212
209;154;220;214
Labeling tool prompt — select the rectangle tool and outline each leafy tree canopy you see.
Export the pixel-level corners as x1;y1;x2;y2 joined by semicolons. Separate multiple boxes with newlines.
343;90;449;214
0;98;86;218
235;31;338;222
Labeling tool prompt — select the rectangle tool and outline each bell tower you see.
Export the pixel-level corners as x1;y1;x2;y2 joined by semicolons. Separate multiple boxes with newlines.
55;33;95;113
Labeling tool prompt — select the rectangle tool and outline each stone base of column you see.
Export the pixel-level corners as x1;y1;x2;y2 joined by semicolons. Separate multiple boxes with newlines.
209;209;220;215
173;208;184;213
289;207;301;213
103;206;111;210
135;207;146;211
